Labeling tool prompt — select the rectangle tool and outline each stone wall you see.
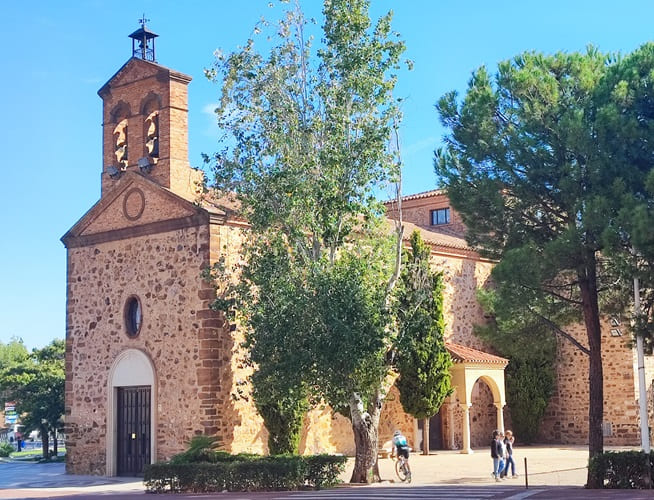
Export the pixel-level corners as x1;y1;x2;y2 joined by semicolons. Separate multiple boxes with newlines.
387;191;467;235
208;222;267;455
432;253;494;350
65;224;222;474
538;319;641;445
469;380;496;448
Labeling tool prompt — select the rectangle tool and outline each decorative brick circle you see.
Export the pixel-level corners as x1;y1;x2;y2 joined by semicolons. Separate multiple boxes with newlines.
123;188;146;221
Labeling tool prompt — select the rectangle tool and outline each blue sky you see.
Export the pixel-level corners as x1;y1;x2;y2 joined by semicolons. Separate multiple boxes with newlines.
2;0;654;351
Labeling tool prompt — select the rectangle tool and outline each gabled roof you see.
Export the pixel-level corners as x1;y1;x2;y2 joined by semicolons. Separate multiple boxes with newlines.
97;57;191;98
445;342;508;366
198;191;245;222
61;170;210;248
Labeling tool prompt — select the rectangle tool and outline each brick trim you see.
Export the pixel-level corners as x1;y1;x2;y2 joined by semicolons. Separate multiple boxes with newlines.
62;213;208;248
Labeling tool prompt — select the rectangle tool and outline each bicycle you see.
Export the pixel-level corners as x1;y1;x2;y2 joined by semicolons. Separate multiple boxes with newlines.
394;449;412;483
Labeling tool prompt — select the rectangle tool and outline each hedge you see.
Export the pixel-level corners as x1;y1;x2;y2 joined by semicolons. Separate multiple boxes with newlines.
144;454;347;493
588;450;654;489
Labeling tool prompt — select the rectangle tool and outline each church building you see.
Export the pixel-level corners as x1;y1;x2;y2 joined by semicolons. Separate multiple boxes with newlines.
62;26;652;476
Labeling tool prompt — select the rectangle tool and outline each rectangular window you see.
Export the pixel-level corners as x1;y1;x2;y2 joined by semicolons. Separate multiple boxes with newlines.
431;208;450;226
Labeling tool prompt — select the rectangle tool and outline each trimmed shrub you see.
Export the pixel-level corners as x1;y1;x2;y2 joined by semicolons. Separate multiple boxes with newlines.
588;450;654;489
0;442;14;457
304;454;347;489
144;454;347;493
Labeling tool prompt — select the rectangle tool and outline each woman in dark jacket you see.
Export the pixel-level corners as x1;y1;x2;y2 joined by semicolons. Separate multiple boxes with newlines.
490;430;502;481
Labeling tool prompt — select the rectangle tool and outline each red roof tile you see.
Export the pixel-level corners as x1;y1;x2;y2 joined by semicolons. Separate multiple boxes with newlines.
402;220;470;251
445;342;508;365
383;189;446;203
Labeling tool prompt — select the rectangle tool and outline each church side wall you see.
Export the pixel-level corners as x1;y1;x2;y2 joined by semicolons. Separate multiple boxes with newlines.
432;254;494;350
65;224;221;474
538;320;640;445
207;223;268;455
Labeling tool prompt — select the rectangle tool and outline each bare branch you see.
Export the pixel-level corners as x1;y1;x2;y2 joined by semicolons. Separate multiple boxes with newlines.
384;121;404;305
528;307;590;355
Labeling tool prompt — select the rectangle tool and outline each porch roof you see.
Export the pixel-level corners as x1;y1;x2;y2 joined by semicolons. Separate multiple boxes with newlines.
445;342;508;366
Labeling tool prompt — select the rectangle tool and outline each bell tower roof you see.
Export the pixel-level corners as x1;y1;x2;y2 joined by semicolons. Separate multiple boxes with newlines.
128;15;158;62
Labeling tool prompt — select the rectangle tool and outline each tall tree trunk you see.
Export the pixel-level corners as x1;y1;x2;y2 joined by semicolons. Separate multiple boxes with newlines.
349;392;382;483
422;418;430;455
41;425;50;460
52;430;58;457
578;255;604;488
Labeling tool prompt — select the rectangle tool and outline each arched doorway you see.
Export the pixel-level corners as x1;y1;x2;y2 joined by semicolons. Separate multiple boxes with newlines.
107;349;156;476
469;377;496;447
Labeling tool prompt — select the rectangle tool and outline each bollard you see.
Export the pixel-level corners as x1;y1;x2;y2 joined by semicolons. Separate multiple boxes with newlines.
524;456;528;489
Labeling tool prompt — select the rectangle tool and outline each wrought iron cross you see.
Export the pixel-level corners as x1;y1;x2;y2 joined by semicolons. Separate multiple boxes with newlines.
138;14;150;28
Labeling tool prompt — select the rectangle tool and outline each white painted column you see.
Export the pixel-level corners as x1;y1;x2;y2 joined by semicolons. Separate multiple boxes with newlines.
460;403;473;454
447;402;455;450
495;402;505;433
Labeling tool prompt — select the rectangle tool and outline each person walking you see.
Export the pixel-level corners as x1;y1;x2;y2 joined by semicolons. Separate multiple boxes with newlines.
498;431;507;478
502;430;518;478
490;430;502;482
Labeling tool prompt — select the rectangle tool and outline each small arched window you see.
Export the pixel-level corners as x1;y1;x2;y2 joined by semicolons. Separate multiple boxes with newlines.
124;296;142;337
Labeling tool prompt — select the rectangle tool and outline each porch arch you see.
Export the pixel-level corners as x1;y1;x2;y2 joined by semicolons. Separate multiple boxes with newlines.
446;343;508;454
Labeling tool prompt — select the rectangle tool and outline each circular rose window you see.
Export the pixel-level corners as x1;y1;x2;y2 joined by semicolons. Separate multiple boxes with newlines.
124;296;142;337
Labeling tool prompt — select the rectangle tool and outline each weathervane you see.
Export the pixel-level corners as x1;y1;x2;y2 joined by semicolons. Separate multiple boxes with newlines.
138;14;150;29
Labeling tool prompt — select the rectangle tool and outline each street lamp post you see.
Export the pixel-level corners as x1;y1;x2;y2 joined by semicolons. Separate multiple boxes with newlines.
634;276;651;454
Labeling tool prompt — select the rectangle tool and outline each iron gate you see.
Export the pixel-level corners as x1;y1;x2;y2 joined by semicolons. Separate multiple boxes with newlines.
116;386;151;476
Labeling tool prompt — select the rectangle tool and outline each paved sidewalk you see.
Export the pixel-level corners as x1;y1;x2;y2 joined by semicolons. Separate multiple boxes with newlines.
368;444;592;486
0;460;143;498
0;445;641;499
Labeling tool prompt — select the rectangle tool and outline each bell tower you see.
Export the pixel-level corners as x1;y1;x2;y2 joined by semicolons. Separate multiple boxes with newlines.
97;20;203;201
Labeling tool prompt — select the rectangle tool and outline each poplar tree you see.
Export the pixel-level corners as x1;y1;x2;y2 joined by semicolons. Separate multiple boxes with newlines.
206;0;407;482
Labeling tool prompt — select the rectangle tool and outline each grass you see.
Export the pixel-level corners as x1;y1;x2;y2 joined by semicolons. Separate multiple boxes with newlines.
9;449;66;462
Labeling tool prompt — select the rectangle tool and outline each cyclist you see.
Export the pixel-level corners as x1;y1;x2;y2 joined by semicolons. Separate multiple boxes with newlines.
392;429;410;459
391;429;411;481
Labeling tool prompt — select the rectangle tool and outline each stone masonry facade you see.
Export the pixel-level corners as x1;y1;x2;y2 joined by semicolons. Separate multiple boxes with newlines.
63;45;654;476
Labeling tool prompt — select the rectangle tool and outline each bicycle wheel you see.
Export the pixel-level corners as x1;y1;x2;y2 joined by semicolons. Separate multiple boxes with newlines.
395;459;409;482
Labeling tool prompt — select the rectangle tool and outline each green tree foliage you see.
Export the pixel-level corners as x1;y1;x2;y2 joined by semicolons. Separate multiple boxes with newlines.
0;337;29;368
435;49;612;486
0;339;65;459
476;289;557;443
205;0;407;482
240;235;311;455
594;42;654;352
0;337;29;421
253;370;308;455
395;231;452;453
